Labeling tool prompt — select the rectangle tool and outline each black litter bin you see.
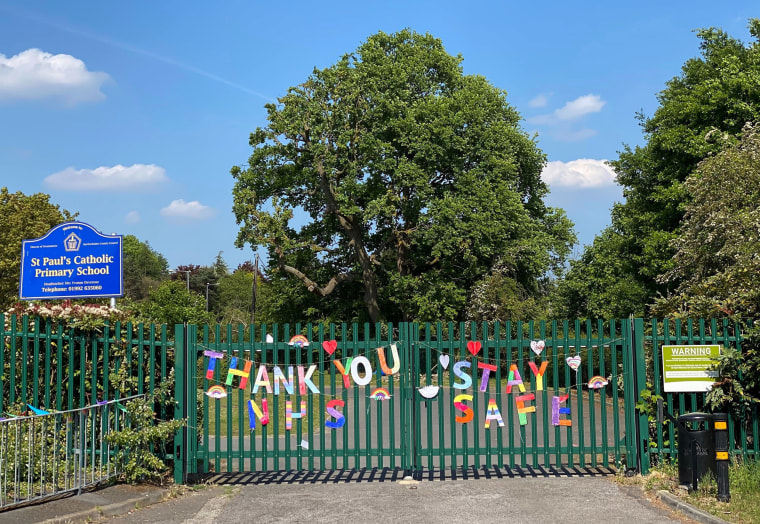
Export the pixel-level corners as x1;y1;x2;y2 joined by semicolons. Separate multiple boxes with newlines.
678;412;715;485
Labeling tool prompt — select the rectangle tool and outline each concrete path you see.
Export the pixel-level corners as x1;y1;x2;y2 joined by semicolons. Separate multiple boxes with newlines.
102;475;690;524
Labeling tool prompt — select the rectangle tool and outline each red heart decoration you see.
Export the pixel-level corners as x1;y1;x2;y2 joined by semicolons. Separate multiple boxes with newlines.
467;341;482;356
322;340;338;355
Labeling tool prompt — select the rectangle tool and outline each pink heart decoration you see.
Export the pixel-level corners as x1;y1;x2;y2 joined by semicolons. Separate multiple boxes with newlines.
530;340;545;356
467;341;482;356
566;355;581;371
322;340;338;356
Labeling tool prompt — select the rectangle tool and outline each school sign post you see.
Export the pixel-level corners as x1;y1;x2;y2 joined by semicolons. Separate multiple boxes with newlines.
19;222;123;300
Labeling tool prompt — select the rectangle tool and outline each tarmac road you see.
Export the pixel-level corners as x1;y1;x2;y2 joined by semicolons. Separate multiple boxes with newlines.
101;474;688;524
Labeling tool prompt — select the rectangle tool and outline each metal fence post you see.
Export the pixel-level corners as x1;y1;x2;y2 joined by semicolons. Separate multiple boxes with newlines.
173;323;187;484
630;318;650;475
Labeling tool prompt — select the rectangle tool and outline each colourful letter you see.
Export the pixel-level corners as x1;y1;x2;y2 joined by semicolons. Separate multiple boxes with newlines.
251;365;272;395
247;398;269;430
204;350;224;380
285;400;307;430
332;359;352;388
377;344;401;375
515;393;536;426
298;365;320;394
454;393;474;423
506;364;525;393
484;399;504;429
453;361;472;390
225;357;253;390
325;399;345;429
350;356;373;386
552;394;572;426
478;362;497;392
273;366;295;396
528;361;549;391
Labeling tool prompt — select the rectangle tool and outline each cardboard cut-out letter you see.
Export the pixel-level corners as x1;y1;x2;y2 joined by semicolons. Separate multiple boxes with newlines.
297;365;320;394
225;357;253;390
478;362;497;392
377;344;401;375
454;393;474;424
273;366;295;396
506;364;526;393
515;393;536;426
528;361;549;391
484;399;504;429
332;359;353;388
204;350;224;380
552;394;572;427
247;398;269;430
325;399;345;429
350;356;373;386
251;365;272;395
453;361;473;390
286;399;307;430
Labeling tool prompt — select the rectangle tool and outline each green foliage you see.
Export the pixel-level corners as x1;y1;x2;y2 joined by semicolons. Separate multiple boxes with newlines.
106;368;184;483
554;229;649;318
654;124;760;319
129;280;211;326
635;387;668;448
466;262;549;321
706;343;760;421
215;265;277;326
563;19;760;317
122;235;169;300
0;188;76;310
6;300;130;333
232;29;575;323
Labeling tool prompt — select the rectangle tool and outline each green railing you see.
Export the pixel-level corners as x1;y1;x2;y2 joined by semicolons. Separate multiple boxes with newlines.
174;320;640;482
642;318;751;464
0;314;172;415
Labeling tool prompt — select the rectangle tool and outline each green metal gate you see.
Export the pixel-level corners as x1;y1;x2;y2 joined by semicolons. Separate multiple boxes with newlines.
174;320;641;483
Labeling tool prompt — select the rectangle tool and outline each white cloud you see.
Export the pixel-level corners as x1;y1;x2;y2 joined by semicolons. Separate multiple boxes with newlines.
528;93;549;108
44;164;168;191
124;211;140;224
0;48;110;105
160;199;215;220
542;159;617;188
554;94;606;121
528;94;606;125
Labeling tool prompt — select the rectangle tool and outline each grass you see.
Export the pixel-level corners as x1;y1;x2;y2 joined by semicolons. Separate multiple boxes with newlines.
620;458;760;523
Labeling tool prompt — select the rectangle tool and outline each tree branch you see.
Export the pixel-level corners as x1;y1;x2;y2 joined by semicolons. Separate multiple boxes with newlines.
280;263;354;297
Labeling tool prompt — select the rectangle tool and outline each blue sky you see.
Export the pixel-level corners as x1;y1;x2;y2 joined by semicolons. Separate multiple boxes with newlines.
0;1;756;270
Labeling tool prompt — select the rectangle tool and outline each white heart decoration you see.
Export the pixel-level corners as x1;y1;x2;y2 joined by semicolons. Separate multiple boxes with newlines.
566;355;582;371
530;340;545;356
439;354;450;370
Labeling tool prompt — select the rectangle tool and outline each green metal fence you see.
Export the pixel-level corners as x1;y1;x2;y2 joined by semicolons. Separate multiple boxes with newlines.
0;314;172;416
174;319;640;482
641;318;751;468
5;314;752;485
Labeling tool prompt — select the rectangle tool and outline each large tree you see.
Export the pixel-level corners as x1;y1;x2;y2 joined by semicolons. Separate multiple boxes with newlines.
0;188;76;309
559;19;760;318
232;29;574;323
654;123;760;318
122;235;169;300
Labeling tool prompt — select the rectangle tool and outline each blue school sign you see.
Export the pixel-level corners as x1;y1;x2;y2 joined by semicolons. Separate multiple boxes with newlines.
20;222;123;300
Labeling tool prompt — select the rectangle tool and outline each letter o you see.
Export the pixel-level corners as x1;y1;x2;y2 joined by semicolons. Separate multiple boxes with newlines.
350;356;373;386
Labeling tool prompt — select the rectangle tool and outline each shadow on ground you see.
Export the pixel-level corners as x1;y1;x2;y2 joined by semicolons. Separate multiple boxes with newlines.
198;465;617;485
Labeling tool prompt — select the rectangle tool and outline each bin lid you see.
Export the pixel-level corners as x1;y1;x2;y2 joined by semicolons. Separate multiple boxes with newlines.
678;412;713;422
